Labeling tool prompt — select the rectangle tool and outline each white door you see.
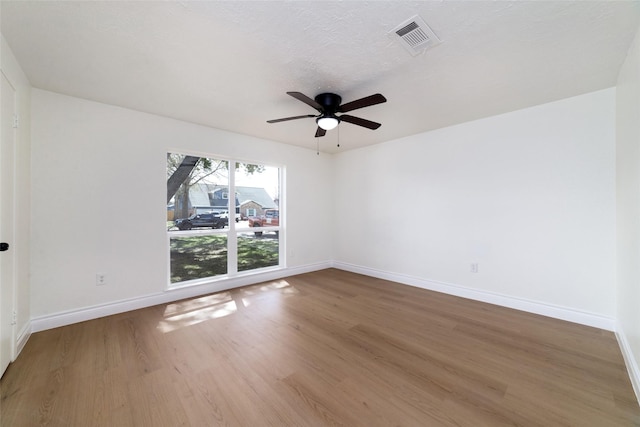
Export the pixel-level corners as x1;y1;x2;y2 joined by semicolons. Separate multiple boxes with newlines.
0;71;16;378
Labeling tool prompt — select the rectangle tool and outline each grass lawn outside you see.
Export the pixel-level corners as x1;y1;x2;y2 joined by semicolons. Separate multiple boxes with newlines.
170;233;279;283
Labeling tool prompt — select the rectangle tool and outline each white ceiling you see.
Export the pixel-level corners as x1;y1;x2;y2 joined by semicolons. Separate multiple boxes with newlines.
2;1;639;153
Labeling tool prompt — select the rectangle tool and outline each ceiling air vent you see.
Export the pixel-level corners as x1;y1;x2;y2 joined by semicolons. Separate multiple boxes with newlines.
389;15;441;56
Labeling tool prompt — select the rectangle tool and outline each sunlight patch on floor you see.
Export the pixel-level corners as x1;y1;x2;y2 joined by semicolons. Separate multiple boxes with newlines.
158;294;238;333
157;280;298;332
240;280;299;298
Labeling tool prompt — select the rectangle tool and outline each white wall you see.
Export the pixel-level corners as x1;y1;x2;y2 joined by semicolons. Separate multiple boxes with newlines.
333;89;617;324
1;35;31;353
30;89;333;320
616;26;640;399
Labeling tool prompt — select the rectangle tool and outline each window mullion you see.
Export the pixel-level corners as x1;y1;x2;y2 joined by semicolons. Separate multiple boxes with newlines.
227;161;238;275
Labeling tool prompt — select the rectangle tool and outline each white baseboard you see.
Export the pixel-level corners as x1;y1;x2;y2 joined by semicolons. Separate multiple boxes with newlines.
331;261;616;331
28;260;615;333
31;262;330;333
14;321;31;360
616;322;640;404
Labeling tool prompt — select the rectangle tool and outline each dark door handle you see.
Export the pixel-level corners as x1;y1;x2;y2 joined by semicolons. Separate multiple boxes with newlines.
0;243;8;251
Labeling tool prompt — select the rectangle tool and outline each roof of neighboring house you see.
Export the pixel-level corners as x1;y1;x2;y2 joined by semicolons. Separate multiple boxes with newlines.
235;186;276;209
190;184;276;209
240;200;266;208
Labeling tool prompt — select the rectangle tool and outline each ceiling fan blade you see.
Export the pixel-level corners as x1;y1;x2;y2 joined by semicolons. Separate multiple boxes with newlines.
287;92;323;111
338;94;387;113
315;127;327;137
267;114;316;124
339;114;382;130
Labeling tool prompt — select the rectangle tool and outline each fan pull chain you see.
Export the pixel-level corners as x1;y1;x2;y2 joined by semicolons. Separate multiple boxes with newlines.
316;137;319;155
337;125;340;148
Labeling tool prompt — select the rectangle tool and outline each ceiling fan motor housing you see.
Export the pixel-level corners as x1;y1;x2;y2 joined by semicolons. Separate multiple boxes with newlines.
315;93;342;113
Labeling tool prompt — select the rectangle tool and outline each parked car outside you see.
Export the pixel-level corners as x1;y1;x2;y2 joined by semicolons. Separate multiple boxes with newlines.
174;212;228;230
248;209;279;236
219;210;241;222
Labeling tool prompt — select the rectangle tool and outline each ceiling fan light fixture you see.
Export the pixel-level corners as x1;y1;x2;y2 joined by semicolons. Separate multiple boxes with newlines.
317;115;339;130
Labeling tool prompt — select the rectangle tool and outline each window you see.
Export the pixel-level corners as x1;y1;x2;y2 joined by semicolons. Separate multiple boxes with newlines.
167;153;282;287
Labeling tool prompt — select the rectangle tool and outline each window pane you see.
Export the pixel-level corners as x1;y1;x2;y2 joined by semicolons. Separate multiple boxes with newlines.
170;235;228;283
167;154;229;228
237;232;279;272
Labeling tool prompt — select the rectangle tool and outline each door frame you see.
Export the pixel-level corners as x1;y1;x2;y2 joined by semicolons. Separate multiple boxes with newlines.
0;69;17;377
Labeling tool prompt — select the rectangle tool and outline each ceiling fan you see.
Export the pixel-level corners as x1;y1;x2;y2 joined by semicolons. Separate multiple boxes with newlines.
267;92;387;137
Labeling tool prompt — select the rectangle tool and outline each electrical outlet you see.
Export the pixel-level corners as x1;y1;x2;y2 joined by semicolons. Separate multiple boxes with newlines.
471;263;479;273
96;273;107;286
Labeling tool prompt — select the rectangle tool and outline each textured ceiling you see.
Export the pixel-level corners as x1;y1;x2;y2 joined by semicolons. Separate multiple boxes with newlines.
2;1;640;153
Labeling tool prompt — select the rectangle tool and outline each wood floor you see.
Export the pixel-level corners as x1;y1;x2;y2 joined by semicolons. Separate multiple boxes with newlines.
2;269;639;426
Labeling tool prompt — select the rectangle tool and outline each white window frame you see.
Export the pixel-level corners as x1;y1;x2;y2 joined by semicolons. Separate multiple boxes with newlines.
167;151;284;289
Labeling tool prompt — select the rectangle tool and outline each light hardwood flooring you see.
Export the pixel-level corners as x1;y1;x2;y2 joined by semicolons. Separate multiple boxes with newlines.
2;269;639;426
